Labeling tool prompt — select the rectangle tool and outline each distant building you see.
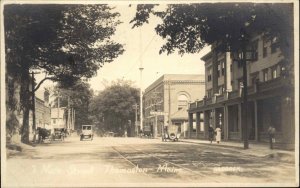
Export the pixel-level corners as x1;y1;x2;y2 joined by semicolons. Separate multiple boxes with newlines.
50;107;66;129
188;33;294;148
143;74;205;138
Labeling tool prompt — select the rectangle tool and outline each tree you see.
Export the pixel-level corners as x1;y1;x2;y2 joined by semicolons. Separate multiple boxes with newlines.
131;3;293;60
4;4;124;143
89;80;139;136
51;81;94;132
131;3;294;148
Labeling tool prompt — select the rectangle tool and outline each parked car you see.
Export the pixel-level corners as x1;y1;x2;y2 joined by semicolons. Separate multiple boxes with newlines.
80;125;93;141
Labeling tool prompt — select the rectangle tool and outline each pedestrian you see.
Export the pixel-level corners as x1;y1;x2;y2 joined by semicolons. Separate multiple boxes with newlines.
208;125;214;143
267;125;276;149
215;126;222;144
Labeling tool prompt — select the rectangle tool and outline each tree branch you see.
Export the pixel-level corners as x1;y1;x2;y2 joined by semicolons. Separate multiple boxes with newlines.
33;77;57;92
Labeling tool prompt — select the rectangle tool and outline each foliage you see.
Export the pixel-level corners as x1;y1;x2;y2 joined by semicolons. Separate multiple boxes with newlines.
130;3;293;61
5;4;124;88
52;81;94;130
4;4;124;143
90;80;139;135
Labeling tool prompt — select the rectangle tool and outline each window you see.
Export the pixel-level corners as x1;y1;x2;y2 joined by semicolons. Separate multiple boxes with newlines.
217;61;221;77
271;37;279;53
238;79;243;90
221;61;225;76
263;69;268;82
230;64;233;72
272;66;278;79
263;38;268;58
250;72;259;85
178;94;188;110
207;68;212;81
207;89;212;98
53;119;56;124
218;85;225;95
238;60;243;68
251;39;259;61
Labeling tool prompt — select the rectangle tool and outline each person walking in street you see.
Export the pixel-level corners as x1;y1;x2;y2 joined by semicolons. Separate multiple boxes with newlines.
208;125;214;143
215;126;222;144
267;125;276;149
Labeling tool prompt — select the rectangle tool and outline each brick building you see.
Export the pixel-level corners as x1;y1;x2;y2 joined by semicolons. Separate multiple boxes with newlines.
188;34;294;148
143;74;205;138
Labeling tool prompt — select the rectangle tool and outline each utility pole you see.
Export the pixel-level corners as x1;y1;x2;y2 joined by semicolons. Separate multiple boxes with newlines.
168;80;171;125
57;92;60;129
241;31;249;149
67;96;71;131
132;104;139;136
139;67;144;132
31;72;36;142
30;71;40;142
139;26;144;133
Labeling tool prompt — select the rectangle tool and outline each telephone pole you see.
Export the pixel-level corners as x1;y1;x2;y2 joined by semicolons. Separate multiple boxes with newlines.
139;67;144;132
132;104;139;136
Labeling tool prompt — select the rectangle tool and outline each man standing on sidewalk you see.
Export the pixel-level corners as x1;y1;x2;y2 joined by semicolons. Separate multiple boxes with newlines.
208;125;214;144
267;125;276;149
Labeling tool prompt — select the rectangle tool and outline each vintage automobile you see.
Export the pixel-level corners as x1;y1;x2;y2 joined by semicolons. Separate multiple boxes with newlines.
162;125;180;142
52;128;65;141
80;125;93;141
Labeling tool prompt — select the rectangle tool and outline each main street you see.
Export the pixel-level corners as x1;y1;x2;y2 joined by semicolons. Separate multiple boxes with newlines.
5;136;295;187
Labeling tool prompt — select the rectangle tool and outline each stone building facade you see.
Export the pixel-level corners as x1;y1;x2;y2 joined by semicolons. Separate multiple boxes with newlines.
143;74;205;138
188;34;294;149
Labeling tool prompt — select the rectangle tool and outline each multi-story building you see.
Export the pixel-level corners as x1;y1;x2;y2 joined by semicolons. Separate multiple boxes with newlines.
188;34;294;148
50;107;66;129
143;74;205;138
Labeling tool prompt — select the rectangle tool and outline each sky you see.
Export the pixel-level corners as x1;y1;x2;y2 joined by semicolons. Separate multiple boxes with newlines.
36;3;210;95
88;4;210;92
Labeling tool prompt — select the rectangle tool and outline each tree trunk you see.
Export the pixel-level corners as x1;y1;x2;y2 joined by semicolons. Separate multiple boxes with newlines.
20;68;31;144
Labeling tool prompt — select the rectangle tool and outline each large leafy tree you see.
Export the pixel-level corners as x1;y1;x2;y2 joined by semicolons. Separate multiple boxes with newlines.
90;80;139;136
51;81;94;132
4;4;124;143
131;3;293;59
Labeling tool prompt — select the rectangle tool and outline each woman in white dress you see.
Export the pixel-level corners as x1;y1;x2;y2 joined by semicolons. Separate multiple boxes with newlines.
215;127;222;144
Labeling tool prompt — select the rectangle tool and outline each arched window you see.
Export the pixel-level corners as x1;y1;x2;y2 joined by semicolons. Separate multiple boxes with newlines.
177;94;188;110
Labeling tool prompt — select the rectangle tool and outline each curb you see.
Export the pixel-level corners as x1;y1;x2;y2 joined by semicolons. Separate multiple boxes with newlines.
180;139;295;163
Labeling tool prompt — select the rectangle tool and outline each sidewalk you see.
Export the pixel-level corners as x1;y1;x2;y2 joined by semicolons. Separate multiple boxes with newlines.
180;138;296;163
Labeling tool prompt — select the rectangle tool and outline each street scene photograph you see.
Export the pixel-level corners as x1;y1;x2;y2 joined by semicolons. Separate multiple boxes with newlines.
1;0;299;187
